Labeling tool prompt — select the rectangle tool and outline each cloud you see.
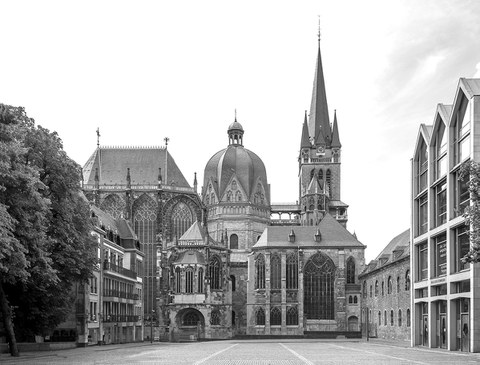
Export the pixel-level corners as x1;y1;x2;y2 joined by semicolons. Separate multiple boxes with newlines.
474;62;480;78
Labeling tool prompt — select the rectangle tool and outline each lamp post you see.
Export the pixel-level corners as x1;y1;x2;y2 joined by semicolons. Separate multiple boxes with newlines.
150;310;155;343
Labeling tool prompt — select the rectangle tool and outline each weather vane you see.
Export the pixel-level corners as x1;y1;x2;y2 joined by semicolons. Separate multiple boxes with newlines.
164;137;169;147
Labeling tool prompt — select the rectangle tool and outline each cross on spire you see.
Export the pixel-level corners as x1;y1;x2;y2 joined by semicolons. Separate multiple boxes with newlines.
96;128;100;148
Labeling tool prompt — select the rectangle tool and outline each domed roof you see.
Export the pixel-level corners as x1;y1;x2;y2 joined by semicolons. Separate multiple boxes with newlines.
203;124;269;204
228;120;244;132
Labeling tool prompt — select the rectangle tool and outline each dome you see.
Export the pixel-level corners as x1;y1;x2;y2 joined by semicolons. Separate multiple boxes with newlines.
203;123;269;205
228;120;244;132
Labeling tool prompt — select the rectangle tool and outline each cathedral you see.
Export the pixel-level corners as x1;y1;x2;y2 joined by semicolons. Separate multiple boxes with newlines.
83;37;365;340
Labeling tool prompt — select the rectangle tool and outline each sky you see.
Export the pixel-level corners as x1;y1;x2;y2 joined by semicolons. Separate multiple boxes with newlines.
2;0;480;262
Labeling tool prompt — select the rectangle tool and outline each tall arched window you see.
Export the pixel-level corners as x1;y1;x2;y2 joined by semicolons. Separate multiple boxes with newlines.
369;284;372;298
390;310;394;326
407;309;411;327
384;311;387;326
326;169;331;193
319;169;323;182
133;194;157;245
235;191;242;202
185;267;194;294
378;311;381;325
230;234;238;250
209;256;221;290
198;268;204;293
304;253;335;319
346;257;355;284
270;254;281;290
226;190;233;202
175;267;181;293
270;307;282;326
286;253;298;289
375;281;379;296
387;276;392;294
255;307;265;325
230;274;236;291
397;276;400;293
101;194;125;219
381;281;385;296
171;202;193;240
255;254;265;289
405;270;410;291
398;309;402;326
286;306;298;325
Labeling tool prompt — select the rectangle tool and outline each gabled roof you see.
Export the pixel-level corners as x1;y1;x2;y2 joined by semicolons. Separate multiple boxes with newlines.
179;221;207;242
253;213;364;249
83;147;190;188
459;78;480;98
308;43;332;147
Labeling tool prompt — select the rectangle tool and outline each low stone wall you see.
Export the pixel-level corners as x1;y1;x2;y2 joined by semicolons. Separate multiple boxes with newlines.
0;342;77;354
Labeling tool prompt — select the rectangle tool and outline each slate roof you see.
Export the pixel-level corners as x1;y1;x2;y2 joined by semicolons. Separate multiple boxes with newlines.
83;147;190;187
360;229;410;276
173;250;206;265
91;205;139;243
253;213;364;249
179;221;208;243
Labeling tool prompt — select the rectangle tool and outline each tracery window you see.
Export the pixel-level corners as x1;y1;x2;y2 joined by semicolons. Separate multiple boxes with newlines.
304;253;335;320
226;190;233;202
255;307;265;325
308;197;315;211
210;309;220;325
185;267;194;294
270;307;282;326
209;256;221;290
270;254;281;290
286;253;298;289
175;267;181;293
255;254;265;289
133;194;157;245
230;234;238;249
183;311;199;326
198;268;204;293
326;169;331;193
286;307;298;325
171;202;193;240
101;194;125;219
319;169;323;182
346;257;355;284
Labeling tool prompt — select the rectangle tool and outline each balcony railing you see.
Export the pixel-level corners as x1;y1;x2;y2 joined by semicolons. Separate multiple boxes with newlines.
103;315;140;323
103;290;140;300
103;261;137;279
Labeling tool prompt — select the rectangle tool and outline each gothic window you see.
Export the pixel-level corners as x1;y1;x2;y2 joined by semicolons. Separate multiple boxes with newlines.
232;180;237;190
308;197;315;211
254;183;265;205
398;310;402;326
362;281;367;298
286;306;298;325
270;254;281;290
133;194;157;244
226;190;233;202
346;257;355;284
384;311;387;326
390;310;394;326
206;194;210;205
255;254;265;289
175;267;181;293
378;311;381;325
255;307;265;325
270;307;282;326
286;253;298;289
230;234;238;250
183;311;199;326
209;256;221;290
353;296;358;304
319;169;323;182
310;169;315;180
210;193;215;204
387;276;392;294
382;281;385;296
326;169;331;193
101;194;125;219
304;253;335;320
185;267;194;294
397;276;400;293
348;295;353;304
235;191;242;202
210;309;221;325
369;284;372;298
230;275;236;291
198;268;204;293
407;309;411;327
171;202;193;240
405;270;410;291
374;281;378;296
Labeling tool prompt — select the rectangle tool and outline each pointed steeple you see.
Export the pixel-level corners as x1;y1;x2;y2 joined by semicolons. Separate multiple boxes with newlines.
300;110;311;150
308;38;331;147
331;109;341;148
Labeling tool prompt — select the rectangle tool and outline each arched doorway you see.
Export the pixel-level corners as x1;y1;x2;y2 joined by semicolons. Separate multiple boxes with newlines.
348;316;359;331
174;308;205;341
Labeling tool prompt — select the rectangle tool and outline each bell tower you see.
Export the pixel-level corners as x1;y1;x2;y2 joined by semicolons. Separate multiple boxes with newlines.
298;37;348;227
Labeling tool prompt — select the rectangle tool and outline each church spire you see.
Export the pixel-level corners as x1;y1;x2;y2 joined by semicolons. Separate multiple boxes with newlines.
300;110;311;150
308;33;331;147
331;109;341;148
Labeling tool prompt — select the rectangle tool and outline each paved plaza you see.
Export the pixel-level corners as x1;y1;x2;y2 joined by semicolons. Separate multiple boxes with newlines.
2;339;480;365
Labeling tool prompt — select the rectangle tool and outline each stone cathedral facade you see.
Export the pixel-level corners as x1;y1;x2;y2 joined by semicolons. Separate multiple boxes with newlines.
83;38;365;340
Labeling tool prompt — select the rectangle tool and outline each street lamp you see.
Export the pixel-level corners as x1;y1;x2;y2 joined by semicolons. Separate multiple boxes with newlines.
150;310;155;343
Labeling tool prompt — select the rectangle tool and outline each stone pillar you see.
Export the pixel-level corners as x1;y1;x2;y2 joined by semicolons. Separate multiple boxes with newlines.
337;249;346;331
265;252;271;335
281;252;287;335
471;262;480;352
447;299;457;351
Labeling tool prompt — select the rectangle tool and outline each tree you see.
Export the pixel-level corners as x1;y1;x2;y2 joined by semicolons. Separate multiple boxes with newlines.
459;160;480;263
0;104;96;356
